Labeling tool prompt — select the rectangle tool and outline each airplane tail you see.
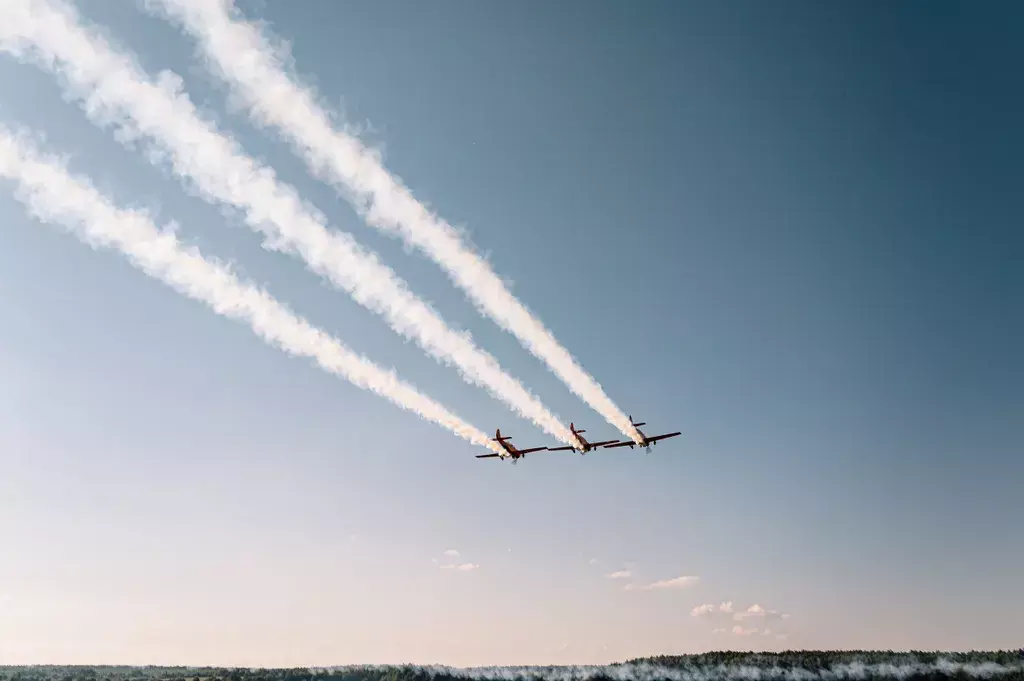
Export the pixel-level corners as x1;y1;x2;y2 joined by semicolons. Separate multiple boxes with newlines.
570;422;587;434
493;428;510;442
629;416;647;427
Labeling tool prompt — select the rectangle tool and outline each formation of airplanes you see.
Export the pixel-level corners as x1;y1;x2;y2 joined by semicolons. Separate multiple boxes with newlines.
475;416;681;463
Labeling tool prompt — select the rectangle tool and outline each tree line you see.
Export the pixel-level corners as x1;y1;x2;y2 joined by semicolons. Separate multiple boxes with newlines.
3;651;1023;681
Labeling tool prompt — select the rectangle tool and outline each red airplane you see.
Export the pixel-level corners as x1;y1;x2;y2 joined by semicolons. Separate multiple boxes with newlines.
547;422;621;455
475;428;549;463
602;415;681;452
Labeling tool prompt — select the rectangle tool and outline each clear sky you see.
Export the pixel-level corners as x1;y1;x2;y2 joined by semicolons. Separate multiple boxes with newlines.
1;0;1022;667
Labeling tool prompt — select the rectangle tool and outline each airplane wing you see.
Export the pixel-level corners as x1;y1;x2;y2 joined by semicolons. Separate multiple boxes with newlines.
546;445;578;452
475;453;502;459
589;440;619;447
602;441;635;449
647;432;681;443
517;447;548;454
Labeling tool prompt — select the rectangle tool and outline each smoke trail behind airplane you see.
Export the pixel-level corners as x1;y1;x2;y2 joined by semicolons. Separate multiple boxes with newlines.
0;0;579;449
0;124;503;455
144;0;645;446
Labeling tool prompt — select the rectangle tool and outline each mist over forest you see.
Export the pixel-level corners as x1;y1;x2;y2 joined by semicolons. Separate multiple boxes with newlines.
4;651;1024;681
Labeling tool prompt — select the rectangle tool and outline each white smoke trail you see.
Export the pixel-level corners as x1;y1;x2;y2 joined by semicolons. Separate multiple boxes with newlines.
143;0;645;446
0;0;578;448
0;124;503;456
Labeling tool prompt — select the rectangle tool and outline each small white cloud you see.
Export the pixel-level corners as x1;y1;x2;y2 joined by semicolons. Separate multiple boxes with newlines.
629;575;699;591
735;604;790;621
430;557;439;565
606;570;632;579
712;627;727;634
444;549;460;557
441;562;479;571
719;601;734;613
735;604;771;620
732;625;758;636
692;603;716;617
589;558;598;565
656;575;700;589
762;628;772;636
776;633;790;640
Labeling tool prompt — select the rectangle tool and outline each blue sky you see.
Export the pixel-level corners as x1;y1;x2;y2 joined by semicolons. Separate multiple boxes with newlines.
1;0;1022;666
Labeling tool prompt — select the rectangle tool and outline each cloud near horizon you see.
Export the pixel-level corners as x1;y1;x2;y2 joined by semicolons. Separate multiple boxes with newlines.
695;600;790;622
734;603;789;621
698;600;792;639
435;549;478;572
433;548;480;571
624;575;699;591
713;625;770;637
605;570;632;579
692;601;734;616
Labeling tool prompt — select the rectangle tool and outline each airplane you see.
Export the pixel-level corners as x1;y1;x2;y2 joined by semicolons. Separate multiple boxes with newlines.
547;422;622;455
475;428;549;463
602;415;681;452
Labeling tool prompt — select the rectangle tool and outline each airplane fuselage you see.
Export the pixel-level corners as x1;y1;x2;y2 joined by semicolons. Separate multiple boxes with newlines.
570;424;619;452
476;429;548;461
612;417;680;450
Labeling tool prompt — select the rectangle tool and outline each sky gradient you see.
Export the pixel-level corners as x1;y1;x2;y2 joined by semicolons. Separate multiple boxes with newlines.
1;0;1022;667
